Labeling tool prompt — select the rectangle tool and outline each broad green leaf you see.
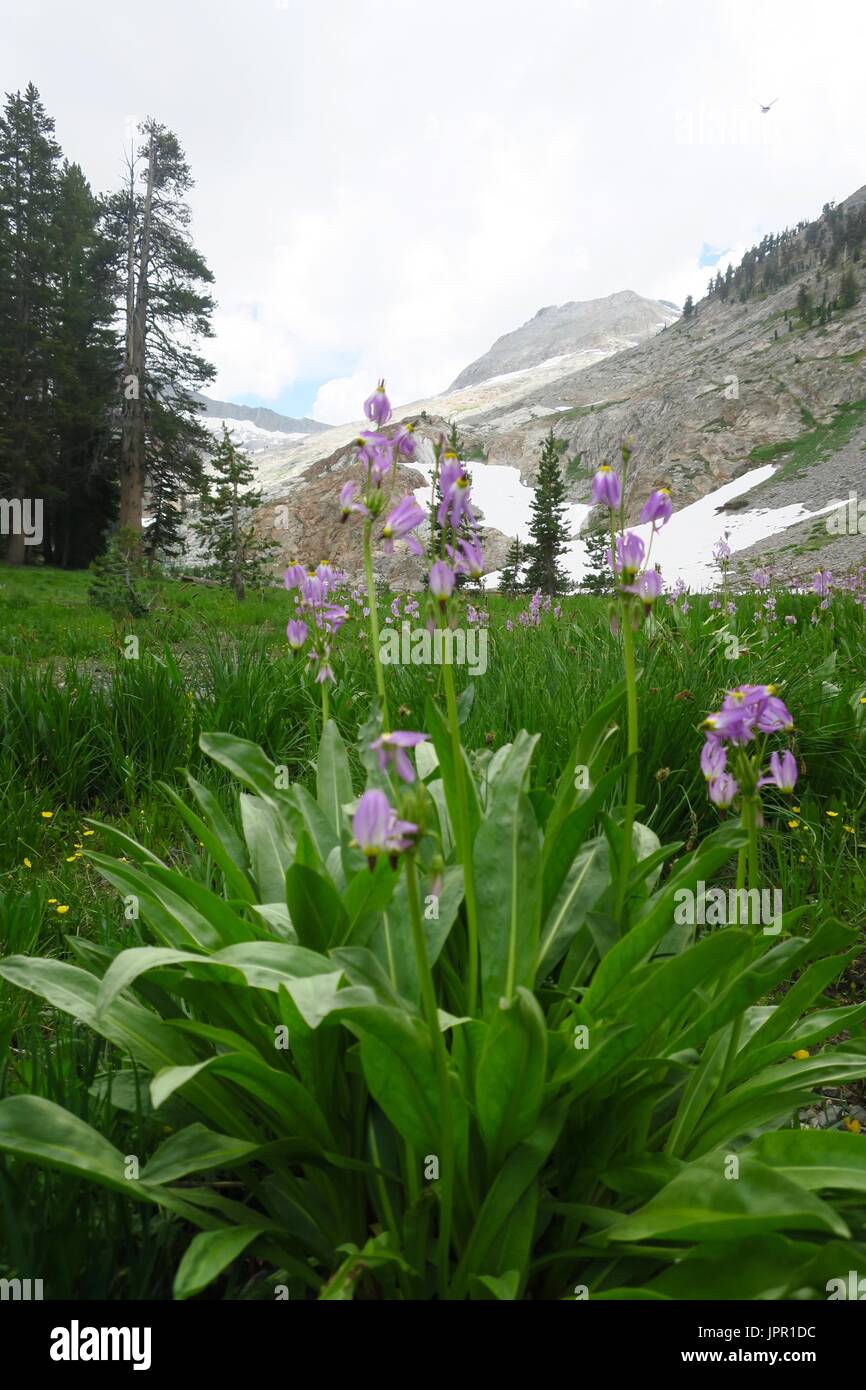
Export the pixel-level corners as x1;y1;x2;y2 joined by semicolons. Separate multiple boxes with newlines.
141;1123;260;1184
185;771;248;871
477;988;547;1167
743;1130;866;1194
290;783;339;868
584;823;744;1013
474;731;542;1013
470;1270;521;1300
285;863;347;951
537;839;609;980
158;780;256;904
239;794;294;903
150;1052;335;1148
607;1151;849;1243
173;1226;261;1300
316;719;353;839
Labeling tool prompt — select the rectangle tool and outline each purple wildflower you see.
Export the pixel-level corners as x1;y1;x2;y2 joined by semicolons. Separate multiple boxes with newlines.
394;422;417;458
437;457;476;529
700;735;727;782
454;534;485;579
591;465;621;509
759;749;798;793
639;488;673;529
429;560;455;602
382;496;426;555
340;480;369;521
812;569;833;597
708;770;739;807
286;619;307;652
370;730;429;783
614;531;646;583
638;569;663;604
363;380;392;428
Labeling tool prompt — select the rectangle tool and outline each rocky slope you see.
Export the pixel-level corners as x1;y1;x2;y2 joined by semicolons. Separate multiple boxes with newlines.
449;289;680;389
195;393;328;436
246;184;866;586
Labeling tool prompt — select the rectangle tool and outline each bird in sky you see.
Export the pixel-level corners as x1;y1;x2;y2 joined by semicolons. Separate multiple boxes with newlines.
758;99;779;114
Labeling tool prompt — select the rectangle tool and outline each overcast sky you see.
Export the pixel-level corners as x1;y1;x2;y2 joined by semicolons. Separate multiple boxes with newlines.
5;0;865;423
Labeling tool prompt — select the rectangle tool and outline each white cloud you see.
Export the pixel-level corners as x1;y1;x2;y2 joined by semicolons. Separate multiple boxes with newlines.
7;0;866;424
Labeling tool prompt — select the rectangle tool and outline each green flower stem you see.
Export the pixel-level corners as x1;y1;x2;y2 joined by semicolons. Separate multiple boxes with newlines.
405;852;454;1299
363;520;390;732
441;653;480;1015
613;602;639;924
718;792;761;1095
320;679;330;728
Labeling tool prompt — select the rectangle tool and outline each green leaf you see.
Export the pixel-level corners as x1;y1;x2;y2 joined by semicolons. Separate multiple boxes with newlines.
584;823;743;1013
424;696;482;842
743;1129;866;1194
150;1052;335;1149
290;783;339;868
185;771;248;871
474;731;542;1013
470;1270;521;1300
239;794;294;903
366;864;464;1003
173;1226;261;1300
158;781;255;903
537;839;609;980
140;1123;260;1184
285;863;347;951
607;1150;849;1243
477;988;547;1167
316;719;353;839
0;1094;134;1195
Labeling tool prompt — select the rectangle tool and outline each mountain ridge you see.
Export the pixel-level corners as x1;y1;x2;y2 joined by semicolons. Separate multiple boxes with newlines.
449;288;680;390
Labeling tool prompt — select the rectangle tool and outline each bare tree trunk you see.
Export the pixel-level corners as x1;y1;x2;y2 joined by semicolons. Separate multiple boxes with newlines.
119;130;156;537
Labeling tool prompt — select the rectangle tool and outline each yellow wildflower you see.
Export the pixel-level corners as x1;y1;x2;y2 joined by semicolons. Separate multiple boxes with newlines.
23;857;32;868
792;1049;810;1060
56;905;69;915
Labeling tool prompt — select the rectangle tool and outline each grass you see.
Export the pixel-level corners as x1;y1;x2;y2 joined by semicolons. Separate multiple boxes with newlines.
2;564;865;1296
746;398;866;481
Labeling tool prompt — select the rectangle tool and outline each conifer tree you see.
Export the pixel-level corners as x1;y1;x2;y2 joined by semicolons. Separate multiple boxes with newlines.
46;161;119;566
103;119;215;542
523;429;572;595
580;525;614;595
193;426;276;599
838;264;860;310
0;84;61;563
498;536;524;593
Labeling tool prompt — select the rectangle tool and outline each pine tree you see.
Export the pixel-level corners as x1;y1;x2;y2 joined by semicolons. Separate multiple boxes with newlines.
579;525;614;595
0;84;61;563
838;265;860;310
430;419;473;584
796;284;813;325
193;426;277;599
523;429;572;595
498;536;524;593
103;119;215;541
682;294;694;318
45;161;119;567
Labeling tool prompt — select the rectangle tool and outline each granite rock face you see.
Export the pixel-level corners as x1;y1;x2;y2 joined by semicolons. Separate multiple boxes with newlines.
449;289;680;389
250;185;866;584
